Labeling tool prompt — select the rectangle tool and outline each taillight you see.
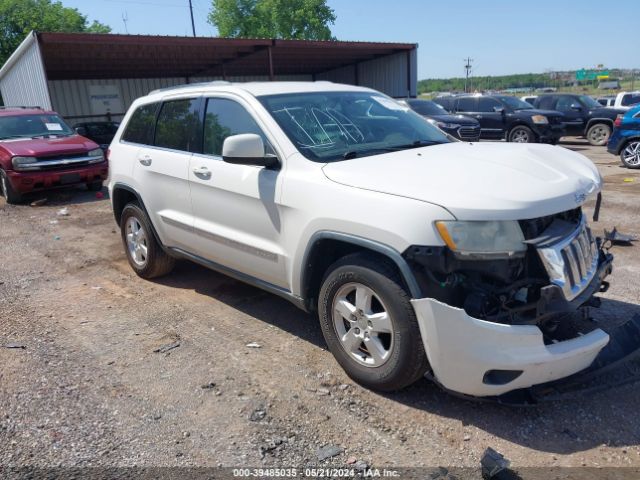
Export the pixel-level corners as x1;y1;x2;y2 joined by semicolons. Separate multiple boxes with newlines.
614;114;624;127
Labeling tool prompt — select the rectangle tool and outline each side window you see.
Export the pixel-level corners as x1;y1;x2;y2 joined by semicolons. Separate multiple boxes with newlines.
122;103;158;145
537;96;555;110
434;97;451;112
622;94;640;107
477;97;502;113
203;98;268;156
456;97;477;112
154;98;200;152
556;97;580;112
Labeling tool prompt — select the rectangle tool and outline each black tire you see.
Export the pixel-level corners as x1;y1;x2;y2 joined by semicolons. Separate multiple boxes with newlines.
508;125;535;143
0;169;23;204
586;122;611;146
120;203;175;279
620;140;640;169
318;253;429;392
87;181;103;192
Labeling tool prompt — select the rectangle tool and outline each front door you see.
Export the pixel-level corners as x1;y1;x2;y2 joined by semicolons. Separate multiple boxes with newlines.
555;97;586;136
188;96;287;288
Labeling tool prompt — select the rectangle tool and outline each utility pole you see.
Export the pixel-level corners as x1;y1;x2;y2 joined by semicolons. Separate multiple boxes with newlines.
188;0;196;37
122;11;129;34
464;57;473;93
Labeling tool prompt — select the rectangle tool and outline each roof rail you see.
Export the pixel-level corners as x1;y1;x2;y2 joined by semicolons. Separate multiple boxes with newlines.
0;105;43;110
149;80;231;95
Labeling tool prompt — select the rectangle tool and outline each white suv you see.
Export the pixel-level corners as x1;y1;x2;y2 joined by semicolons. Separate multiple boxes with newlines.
108;81;613;397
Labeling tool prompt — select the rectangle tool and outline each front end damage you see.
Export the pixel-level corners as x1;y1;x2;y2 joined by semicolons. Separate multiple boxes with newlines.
405;208;618;397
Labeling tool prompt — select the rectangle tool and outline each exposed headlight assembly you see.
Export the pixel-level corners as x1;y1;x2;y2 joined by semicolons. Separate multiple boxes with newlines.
87;148;105;162
435;220;526;258
531;115;549;124
11;156;39;171
437;122;461;129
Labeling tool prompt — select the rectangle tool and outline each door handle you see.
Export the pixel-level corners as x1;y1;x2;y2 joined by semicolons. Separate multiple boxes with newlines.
138;155;152;166
193;166;212;179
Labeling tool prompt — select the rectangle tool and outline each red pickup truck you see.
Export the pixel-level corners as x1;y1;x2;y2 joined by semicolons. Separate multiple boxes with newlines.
0;107;109;204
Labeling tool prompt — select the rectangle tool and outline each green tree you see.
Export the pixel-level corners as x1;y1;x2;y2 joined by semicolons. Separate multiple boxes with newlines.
208;0;336;40
0;0;111;66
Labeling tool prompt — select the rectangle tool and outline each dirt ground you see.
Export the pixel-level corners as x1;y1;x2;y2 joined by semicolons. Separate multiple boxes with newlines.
1;138;640;477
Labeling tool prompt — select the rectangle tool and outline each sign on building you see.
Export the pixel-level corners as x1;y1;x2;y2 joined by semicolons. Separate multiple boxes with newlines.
88;85;123;116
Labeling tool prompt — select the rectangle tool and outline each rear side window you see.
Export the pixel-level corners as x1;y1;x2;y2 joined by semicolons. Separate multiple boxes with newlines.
122;103;158;145
536;96;556;110
203;98;267;156
456;97;477;112
622;94;640;107
154;98;200;152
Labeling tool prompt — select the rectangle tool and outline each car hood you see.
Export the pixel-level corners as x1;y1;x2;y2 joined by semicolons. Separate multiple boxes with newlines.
322;142;601;220
426;114;479;126
0;135;98;157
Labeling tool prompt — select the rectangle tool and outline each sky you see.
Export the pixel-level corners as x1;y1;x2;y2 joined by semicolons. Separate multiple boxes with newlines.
59;0;639;79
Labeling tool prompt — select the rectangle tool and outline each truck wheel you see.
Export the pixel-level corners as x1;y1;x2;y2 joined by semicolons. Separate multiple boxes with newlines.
318;253;429;391
120;203;175;279
586;123;611;146
620;140;640;169
0;169;23;204
508;125;534;143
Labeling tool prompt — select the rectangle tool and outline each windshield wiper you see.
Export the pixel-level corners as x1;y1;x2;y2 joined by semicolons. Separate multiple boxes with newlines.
384;139;444;151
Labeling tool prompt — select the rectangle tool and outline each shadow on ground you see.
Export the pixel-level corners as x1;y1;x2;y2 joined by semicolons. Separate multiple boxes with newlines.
154;259;640;455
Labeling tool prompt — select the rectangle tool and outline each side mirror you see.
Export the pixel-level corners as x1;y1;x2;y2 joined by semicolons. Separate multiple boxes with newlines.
222;134;279;169
75;126;87;136
493;106;505;114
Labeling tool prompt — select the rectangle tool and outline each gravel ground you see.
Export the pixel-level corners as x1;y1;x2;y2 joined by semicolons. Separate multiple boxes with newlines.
1;139;640;478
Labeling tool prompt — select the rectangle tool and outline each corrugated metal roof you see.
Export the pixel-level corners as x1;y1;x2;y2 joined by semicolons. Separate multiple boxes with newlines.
35;32;416;80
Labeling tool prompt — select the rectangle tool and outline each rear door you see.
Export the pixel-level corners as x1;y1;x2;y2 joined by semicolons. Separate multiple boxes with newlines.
476;97;506;138
132;97;201;250
187;96;287;288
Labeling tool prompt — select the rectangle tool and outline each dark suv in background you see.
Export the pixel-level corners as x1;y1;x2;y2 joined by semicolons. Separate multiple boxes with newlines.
434;95;565;143
398;99;480;142
532;94;625;146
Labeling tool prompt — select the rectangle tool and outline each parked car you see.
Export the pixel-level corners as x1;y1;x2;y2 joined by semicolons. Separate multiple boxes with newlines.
433;94;565;143
73;121;120;150
613;91;640;110
607;105;640;168
109;81;613;397
398;98;480;141
596;96;616;107
532;94;626;146
0;107;108;204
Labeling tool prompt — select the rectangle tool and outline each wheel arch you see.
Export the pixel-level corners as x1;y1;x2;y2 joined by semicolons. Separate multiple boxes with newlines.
585;117;614;133
299;231;422;311
111;182;164;248
617;136;640;155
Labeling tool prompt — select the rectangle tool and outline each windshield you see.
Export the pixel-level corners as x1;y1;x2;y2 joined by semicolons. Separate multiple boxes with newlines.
407;99;448;116
496;96;534;111
579;95;602;109
0;114;74;140
258;92;450;162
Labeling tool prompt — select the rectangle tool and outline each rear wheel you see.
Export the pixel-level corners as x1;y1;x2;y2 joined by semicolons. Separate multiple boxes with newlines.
508;125;535;143
0;169;23;204
318;253;429;391
586;123;611;146
120;203;175;278
620;140;640;169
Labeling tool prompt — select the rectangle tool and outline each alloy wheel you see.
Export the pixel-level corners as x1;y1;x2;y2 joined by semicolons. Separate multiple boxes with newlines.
125;216;149;267
622;141;640;166
331;282;394;367
511;129;529;143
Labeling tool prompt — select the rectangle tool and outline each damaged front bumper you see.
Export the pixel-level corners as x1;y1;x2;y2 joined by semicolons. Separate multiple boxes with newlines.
411;254;614;397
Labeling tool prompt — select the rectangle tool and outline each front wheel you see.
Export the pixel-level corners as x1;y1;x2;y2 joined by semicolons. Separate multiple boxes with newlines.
318;253;429;391
508;125;535;143
0;169;23;204
620;140;640;169
586;123;611;146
